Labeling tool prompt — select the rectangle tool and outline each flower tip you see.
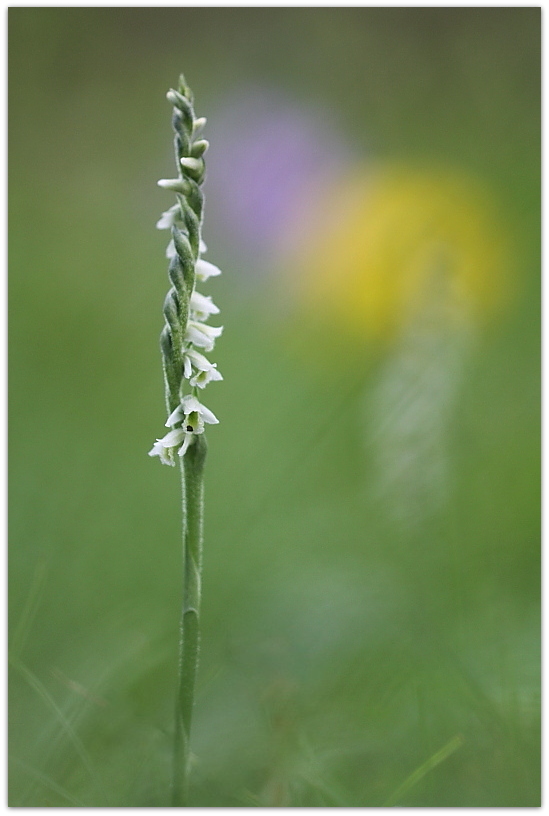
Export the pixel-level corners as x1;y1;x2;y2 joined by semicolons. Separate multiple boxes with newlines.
195;259;222;281
178;433;195;457
157;178;186;192
193;117;207;136
165;404;184;427
180;156;203;173
192;139;209;158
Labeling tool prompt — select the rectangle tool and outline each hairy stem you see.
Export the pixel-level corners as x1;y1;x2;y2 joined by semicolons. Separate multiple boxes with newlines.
172;434;207;806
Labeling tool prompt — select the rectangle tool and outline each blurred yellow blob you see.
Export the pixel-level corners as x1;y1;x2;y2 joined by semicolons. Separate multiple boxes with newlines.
287;164;511;348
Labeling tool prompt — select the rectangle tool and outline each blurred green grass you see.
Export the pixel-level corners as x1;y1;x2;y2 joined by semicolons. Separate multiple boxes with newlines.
9;8;539;806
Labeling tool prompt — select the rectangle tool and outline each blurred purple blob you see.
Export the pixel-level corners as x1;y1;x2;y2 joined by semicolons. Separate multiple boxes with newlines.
204;86;353;271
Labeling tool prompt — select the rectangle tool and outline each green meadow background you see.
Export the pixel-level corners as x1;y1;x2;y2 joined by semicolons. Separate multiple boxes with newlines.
9;8;540;807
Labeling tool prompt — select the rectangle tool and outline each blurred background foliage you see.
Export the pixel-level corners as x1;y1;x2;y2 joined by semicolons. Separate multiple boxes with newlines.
9;7;539;807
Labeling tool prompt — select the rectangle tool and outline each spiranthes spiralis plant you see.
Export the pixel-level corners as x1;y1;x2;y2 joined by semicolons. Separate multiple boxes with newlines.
149;74;223;807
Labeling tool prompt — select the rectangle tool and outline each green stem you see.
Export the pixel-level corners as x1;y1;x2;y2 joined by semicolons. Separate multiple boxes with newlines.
172;434;207;807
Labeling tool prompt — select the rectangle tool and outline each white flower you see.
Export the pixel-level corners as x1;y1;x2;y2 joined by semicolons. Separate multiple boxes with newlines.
190;367;223;389
148;427;186;466
195;258;222;282
156;204;180;230
185;321;223;352
150;394;218;464
182;348;216;379
182;349;223;388
190;291;220;321
166;239;176;260
165;396;219;435
181;394;219;430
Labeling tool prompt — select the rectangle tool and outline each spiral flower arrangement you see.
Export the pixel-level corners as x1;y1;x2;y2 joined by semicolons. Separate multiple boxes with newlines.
148;75;222;806
149;74;223;467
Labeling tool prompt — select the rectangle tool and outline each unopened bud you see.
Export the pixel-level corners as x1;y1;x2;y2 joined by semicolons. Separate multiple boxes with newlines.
180;157;203;173
192;117;207;137
157;178;190;193
191;139;209;158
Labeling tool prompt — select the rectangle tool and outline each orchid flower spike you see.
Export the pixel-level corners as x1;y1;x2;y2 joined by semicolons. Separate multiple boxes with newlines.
149;75;224;464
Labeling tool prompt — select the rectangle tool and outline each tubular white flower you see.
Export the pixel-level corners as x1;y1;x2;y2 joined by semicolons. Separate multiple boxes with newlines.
149;440;174;466
152;393;218;462
185;321;223;352
181;394;219;427
190;291;220;321
190;366;223;389
185;348;216;370
195;258;222;282
182;347;218;380
156;204;180;230
148;427;187;466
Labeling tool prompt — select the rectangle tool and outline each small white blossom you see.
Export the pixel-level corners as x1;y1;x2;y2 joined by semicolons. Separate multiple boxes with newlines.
182;348;218;379
190;367;223;389
165;396;219;435
185;321;223;352
190;291;220;321
150;394;218;464
156;204;180;230
182;394;219;428
195;258;222;282
182;348;223;388
165;396;218;435
148;427;186;466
